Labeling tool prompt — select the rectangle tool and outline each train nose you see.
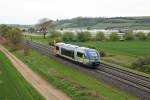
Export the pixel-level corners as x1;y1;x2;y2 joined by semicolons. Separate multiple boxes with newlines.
92;62;100;66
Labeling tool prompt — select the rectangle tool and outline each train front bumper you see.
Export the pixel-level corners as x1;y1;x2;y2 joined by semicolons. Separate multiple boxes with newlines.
87;60;100;67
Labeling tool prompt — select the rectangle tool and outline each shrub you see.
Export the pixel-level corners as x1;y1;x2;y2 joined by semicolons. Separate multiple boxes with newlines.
86;45;106;57
86;45;96;49
49;31;62;38
77;32;91;42
62;32;75;42
147;32;150;39
123;32;134;40
0;25;12;38
49;37;62;46
48;31;62;45
136;32;147;40
99;50;106;57
132;56;150;73
8;28;23;45
109;32;119;41
95;32;105;41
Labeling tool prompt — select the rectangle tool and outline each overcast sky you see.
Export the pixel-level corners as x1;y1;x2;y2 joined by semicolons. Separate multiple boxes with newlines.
0;0;150;25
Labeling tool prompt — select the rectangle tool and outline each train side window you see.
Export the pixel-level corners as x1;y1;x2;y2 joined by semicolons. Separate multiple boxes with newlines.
56;46;59;50
77;52;83;58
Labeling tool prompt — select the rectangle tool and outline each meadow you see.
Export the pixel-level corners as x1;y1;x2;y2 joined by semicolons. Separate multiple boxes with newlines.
0;52;43;100
70;41;150;74
24;35;49;45
13;49;136;100
72;41;150;57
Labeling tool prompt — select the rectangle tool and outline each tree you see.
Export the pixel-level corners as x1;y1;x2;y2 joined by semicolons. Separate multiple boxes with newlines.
95;32;105;41
37;18;55;39
0;25;12;38
77;32;91;42
136;32;147;40
123;32;134;40
110;32;119;41
8;28;23;45
28;27;35;33
62;32;75;42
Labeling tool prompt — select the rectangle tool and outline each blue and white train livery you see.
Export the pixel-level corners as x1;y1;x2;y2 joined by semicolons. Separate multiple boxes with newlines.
54;43;100;68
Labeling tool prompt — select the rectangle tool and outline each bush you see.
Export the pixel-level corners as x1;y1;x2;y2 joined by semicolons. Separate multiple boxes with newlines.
95;32;105;41
49;37;62;46
8;28;23;45
86;45;106;57
0;25;12;38
99;50;106;57
0;25;23;45
136;32;147;40
77;32;91;42
49;31;62;38
132;56;150;73
86;45;96;49
147;32;150;39
62;32;75;42
48;31;62;45
109;32;119;41
123;32;134;40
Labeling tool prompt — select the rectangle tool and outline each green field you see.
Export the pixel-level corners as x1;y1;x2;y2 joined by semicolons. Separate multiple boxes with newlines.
24;34;49;45
12;49;137;100
71;41;150;71
72;41;150;57
0;52;43;100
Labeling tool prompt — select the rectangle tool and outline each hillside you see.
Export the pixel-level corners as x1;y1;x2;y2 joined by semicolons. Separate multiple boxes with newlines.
4;16;150;30
56;16;150;29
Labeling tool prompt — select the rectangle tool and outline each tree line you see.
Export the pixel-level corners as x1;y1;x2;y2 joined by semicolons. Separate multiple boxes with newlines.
57;17;150;28
48;31;150;45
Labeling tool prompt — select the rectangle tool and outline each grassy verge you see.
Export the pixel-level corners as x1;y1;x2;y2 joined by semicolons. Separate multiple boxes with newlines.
13;49;137;100
0;51;44;100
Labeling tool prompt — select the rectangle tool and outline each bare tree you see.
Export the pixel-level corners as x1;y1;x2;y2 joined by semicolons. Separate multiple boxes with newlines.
37;18;55;39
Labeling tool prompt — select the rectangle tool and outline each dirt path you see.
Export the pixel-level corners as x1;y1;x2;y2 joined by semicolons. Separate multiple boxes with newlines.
0;45;71;100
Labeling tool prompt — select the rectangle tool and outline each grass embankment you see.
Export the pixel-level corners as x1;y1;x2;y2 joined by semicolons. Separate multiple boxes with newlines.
0;51;44;100
13;49;137;100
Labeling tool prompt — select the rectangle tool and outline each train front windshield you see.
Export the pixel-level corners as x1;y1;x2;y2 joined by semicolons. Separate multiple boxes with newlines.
87;51;99;59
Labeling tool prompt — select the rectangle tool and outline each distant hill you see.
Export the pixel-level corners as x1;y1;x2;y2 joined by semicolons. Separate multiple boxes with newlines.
3;16;150;30
56;17;150;30
5;24;32;30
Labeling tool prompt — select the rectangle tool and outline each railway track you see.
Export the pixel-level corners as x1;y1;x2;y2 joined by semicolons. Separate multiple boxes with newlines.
25;41;150;99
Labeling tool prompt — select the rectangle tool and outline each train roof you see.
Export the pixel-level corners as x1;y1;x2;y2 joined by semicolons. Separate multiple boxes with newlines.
56;43;79;50
55;43;97;52
76;47;96;52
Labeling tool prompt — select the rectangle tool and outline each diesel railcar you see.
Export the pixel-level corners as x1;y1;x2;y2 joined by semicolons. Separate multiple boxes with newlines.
54;43;100;68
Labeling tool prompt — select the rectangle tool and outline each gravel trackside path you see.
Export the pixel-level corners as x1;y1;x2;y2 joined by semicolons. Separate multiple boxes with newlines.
0;45;71;100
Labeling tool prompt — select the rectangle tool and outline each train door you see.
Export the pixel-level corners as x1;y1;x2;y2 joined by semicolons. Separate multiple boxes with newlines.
76;52;84;63
55;46;60;54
